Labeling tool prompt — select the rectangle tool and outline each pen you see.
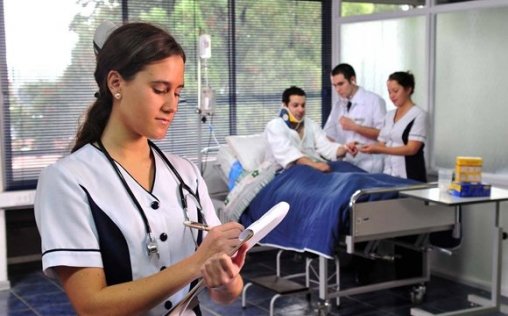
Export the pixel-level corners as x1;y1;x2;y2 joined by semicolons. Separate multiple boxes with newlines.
183;220;211;231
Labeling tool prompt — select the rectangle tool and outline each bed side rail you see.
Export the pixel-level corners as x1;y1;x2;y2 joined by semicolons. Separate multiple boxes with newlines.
345;182;457;254
349;182;437;208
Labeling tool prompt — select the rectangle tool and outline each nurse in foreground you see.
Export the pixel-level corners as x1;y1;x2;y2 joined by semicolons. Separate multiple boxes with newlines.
34;22;247;316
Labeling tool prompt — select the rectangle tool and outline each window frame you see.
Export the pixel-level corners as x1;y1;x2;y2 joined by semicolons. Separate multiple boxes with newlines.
0;0;332;191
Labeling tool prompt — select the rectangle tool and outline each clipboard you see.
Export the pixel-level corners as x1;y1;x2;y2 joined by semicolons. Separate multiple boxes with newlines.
165;201;290;316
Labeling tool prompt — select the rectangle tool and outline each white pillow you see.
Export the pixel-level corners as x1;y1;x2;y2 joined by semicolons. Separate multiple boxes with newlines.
214;144;237;183
223;161;278;222
225;133;266;172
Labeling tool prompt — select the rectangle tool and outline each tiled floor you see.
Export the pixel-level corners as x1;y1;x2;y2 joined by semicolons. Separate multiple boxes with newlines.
1;249;507;315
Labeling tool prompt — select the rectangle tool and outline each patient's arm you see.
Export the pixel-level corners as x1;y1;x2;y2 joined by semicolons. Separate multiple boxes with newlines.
294;156;331;172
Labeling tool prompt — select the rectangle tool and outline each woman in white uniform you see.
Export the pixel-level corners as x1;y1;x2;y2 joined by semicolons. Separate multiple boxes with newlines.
359;71;428;182
34;22;246;316
264;86;355;172
359;71;428;283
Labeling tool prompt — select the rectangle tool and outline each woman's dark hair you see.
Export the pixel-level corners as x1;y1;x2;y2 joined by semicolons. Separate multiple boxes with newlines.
282;86;306;105
388;71;415;95
72;22;186;152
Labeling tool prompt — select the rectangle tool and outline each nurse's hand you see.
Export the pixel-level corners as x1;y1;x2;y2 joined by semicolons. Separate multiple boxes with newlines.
344;142;358;157
203;243;248;304
201;243;247;289
359;143;384;154
195;222;244;267
339;116;358;131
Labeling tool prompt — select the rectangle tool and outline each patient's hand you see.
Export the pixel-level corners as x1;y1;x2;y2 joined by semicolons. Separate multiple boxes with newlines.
295;157;331;172
344;142;358;157
311;161;331;173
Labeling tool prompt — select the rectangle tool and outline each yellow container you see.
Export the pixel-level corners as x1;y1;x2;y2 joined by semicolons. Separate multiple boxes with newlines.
456;157;483;166
455;156;482;183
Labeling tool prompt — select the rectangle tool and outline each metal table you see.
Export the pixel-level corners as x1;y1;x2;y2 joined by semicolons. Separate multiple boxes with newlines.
401;186;508;316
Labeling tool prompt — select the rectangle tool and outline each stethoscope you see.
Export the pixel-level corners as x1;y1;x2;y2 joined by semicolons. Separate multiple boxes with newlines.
97;139;207;259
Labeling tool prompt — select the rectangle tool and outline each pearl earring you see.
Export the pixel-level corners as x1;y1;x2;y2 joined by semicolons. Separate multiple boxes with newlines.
114;92;121;100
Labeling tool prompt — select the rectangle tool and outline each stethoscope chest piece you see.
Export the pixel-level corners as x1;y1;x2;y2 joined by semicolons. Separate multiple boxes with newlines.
146;233;160;259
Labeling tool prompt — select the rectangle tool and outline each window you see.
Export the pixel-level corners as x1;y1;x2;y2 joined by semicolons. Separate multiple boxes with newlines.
341;0;425;17
436;0;475;4
232;0;326;136
0;0;329;190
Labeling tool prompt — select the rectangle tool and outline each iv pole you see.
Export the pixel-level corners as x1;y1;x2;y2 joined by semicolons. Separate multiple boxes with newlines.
197;32;213;173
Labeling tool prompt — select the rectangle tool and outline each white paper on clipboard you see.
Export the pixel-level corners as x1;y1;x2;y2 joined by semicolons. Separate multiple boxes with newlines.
238;201;289;251
165;201;290;316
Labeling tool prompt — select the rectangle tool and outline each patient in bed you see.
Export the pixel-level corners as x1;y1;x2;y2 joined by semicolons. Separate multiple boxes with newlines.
264;86;356;173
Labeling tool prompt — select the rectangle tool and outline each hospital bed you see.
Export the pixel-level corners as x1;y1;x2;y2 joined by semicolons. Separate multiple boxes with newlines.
205;135;460;313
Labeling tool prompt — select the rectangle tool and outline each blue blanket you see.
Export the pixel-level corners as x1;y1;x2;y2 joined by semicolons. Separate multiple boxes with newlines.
239;161;417;258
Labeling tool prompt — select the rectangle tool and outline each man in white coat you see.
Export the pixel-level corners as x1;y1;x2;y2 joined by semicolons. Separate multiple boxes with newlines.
324;63;386;173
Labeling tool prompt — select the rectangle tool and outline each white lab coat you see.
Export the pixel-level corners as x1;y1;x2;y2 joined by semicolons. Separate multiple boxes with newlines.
264;116;342;169
323;87;386;172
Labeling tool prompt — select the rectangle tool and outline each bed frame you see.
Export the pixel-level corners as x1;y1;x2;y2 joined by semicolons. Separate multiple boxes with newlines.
202;162;460;313
347;183;457;251
308;183;459;313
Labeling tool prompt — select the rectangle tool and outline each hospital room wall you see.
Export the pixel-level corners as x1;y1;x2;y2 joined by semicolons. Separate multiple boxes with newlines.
333;0;508;296
430;6;508;295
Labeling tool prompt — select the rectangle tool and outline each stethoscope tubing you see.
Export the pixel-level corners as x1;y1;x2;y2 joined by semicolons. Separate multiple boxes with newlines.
97;139;207;257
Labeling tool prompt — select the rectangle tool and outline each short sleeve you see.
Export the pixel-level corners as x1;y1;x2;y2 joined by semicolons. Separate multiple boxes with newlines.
408;109;428;143
34;164;103;277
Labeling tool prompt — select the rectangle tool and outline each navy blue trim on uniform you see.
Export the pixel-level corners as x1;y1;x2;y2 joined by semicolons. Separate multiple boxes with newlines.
402;119;427;182
42;248;100;256
81;185;133;286
192;303;202;316
190;278;203;316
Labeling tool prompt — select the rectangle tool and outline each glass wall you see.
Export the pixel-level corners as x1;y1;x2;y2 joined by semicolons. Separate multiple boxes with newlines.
433;6;508;173
338;0;508;177
436;0;475;4
341;0;425;17
340;16;427;111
